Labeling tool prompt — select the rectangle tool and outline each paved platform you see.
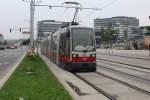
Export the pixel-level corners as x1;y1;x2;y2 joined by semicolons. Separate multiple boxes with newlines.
39;53;109;100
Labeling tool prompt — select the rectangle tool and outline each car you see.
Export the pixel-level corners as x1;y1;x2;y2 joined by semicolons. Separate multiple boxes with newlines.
7;44;17;49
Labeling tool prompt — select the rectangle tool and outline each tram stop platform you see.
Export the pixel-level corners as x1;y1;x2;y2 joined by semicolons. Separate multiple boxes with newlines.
39;53;109;100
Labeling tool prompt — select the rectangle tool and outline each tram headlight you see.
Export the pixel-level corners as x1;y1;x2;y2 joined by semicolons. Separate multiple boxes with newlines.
90;54;96;58
72;54;78;58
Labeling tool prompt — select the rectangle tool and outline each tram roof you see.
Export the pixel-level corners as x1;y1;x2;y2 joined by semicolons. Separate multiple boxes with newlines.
69;25;93;29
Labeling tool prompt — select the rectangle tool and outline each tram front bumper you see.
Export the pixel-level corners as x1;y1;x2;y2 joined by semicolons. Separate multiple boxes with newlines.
68;61;96;71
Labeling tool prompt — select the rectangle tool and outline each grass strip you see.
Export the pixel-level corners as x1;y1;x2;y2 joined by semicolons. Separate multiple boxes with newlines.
0;55;73;100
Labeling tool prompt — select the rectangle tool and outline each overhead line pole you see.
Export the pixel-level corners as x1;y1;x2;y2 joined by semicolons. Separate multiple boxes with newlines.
30;0;35;50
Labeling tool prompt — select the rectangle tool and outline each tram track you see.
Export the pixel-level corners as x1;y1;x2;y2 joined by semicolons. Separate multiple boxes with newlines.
96;58;150;81
97;59;150;74
74;72;150;100
96;58;150;71
96;53;150;61
95;71;150;95
74;73;117;100
97;63;150;82
96;58;150;93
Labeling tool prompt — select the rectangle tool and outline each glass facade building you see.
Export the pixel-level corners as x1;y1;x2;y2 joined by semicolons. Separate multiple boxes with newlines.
94;16;141;46
37;20;67;39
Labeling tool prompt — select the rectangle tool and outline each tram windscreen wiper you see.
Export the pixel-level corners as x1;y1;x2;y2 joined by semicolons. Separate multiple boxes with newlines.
82;36;94;52
82;45;93;53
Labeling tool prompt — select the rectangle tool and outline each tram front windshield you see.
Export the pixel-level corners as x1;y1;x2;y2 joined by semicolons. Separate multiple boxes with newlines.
72;28;95;52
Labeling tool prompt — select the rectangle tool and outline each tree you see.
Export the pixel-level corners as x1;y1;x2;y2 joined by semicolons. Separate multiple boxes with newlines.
100;24;118;54
101;24;118;43
145;27;150;36
145;31;150;36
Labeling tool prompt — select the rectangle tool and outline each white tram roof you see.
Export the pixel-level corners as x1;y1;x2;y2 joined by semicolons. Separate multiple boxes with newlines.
51;25;94;37
69;25;93;29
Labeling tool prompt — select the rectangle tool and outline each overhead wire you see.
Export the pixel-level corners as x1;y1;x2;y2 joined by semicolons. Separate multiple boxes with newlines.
56;8;69;21
47;0;118;22
80;0;118;20
100;0;118;9
47;0;70;21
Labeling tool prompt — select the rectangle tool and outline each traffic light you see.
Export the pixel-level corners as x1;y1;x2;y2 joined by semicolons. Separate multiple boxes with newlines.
10;29;11;32
20;28;21;32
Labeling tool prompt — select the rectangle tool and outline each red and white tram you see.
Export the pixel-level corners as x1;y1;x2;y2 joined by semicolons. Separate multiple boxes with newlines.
41;24;96;72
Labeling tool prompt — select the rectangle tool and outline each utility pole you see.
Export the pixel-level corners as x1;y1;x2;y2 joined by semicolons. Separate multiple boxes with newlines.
22;0;41;54
30;0;35;49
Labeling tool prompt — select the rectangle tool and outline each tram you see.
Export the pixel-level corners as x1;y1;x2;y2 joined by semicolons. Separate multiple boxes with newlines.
41;23;96;72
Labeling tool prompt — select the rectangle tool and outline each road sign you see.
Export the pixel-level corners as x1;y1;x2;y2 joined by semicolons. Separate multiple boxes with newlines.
22;31;31;34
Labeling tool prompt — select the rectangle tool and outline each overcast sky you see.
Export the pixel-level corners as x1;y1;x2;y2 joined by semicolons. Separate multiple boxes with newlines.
0;0;150;39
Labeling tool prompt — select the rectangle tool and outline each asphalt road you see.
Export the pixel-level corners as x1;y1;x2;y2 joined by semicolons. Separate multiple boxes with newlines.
0;47;27;80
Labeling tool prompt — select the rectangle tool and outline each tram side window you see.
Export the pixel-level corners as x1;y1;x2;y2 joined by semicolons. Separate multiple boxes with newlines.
59;34;64;55
65;32;70;56
59;32;70;56
52;36;57;51
51;38;55;51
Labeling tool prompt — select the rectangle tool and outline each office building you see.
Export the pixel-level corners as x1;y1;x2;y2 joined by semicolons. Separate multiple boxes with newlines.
94;16;140;46
140;26;150;36
37;20;67;39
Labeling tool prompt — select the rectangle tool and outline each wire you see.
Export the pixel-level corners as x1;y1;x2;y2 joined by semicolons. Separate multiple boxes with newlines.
56;8;69;20
80;0;118;20
80;10;96;20
100;0;118;9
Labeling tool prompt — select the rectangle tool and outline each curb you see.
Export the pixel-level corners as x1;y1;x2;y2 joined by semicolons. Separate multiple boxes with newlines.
0;52;26;89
